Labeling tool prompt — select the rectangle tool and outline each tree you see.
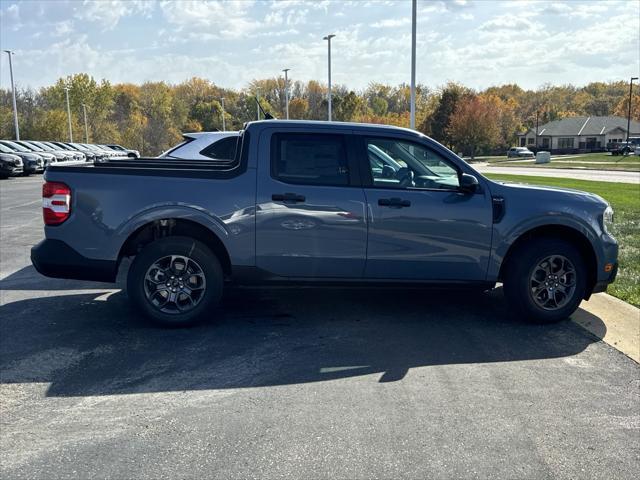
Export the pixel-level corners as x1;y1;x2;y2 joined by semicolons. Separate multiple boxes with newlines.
421;83;470;147
288;97;308;120
448;95;501;159
371;97;388;116
613;93;640;121
334;91;368;122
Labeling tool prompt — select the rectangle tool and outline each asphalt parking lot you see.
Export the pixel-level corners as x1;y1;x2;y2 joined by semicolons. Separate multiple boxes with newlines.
1;175;639;479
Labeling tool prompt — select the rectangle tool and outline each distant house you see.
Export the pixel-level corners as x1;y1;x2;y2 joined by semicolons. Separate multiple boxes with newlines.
517;116;640;153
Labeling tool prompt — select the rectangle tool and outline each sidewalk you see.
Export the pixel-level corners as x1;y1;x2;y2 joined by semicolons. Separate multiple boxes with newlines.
574;293;640;362
475;164;640;184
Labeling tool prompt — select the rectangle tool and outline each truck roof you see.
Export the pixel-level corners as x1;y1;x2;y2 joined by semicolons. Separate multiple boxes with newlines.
244;119;423;137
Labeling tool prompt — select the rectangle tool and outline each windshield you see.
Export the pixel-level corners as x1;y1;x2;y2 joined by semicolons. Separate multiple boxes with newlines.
32;141;54;150
44;142;64;150
1;140;29;152
19;142;42;152
83;144;102;152
0;143;14;153
67;143;87;151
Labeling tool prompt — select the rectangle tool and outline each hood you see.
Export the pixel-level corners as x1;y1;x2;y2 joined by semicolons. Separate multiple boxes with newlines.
14;152;42;161
0;153;22;164
490;179;608;206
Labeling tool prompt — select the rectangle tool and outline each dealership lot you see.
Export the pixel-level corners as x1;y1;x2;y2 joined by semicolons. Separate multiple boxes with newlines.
1;176;639;478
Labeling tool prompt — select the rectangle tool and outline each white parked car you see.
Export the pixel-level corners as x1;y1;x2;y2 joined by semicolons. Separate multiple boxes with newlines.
507;147;535;158
160;132;239;161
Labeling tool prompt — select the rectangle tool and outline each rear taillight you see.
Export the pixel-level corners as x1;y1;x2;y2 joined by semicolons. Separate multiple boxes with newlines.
43;181;71;225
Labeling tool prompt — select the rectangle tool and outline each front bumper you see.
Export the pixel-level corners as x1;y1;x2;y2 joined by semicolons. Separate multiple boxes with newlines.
1;165;23;177
592;263;618;294
31;239;118;283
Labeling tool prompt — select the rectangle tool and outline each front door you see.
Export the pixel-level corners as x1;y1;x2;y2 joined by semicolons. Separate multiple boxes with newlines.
360;136;493;281
256;129;367;278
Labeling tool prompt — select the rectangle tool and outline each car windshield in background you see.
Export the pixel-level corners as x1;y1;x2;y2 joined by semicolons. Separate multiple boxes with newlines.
45;142;68;150
17;142;42;151
1;140;30;152
0;143;16;153
199;136;237;160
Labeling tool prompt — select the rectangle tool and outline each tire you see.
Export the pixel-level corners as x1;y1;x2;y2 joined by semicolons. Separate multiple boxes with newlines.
127;236;224;327
503;238;587;323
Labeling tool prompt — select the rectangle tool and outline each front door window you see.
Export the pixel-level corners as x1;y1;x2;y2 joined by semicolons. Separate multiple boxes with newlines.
366;138;460;191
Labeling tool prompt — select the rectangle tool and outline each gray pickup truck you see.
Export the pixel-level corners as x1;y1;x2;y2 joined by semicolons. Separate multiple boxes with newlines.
31;120;618;327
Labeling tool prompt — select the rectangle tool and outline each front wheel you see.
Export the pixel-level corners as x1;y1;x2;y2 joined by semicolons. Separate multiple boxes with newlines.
504;238;587;323
127;236;223;327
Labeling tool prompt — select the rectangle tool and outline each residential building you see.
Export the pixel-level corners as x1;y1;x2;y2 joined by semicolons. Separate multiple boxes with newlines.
517;116;640;153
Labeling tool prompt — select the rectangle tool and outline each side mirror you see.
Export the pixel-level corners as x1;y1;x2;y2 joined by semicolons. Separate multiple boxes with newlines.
459;173;479;193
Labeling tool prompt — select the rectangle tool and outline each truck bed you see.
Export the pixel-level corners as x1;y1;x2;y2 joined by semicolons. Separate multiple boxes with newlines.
47;156;245;179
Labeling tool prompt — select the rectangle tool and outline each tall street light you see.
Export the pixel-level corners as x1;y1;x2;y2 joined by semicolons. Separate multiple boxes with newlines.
626;77;638;145
64;86;73;142
82;103;89;142
4;50;20;140
410;0;417;129
282;68;290;120
323;34;335;121
256;87;261;120
220;97;226;131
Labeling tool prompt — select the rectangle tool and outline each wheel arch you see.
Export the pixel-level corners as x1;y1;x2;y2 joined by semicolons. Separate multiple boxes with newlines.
118;218;232;277
498;224;597;299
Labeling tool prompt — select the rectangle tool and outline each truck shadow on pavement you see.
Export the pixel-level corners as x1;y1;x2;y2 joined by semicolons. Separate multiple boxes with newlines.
0;269;607;397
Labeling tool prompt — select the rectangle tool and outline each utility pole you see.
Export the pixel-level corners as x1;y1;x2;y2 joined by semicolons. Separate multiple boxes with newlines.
64;86;73;142
4;50;20;140
323;34;335;121
282;68;290;120
82;103;89;142
221;97;226;131
627;77;638;146
410;0;417;129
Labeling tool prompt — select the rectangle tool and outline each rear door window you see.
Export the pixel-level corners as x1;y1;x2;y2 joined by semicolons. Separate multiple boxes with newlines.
271;133;349;186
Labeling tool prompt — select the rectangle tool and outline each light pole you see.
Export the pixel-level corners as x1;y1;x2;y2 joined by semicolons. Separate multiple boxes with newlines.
626;77;638;145
64;86;73;142
535;110;539;151
82;103;89;142
220;97;226;131
282;68;290;120
323;34;335;121
410;0;417;129
4;50;20;140
256;87;260;120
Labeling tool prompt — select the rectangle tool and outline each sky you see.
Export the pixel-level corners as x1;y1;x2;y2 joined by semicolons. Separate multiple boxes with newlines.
0;0;639;92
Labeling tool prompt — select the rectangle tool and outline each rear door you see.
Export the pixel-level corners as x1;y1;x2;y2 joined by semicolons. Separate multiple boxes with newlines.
359;135;493;281
255;128;367;278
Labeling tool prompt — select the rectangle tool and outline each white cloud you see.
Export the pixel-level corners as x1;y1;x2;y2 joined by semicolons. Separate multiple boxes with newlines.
371;18;410;28
76;0;155;30
53;20;74;37
159;0;259;38
479;14;541;33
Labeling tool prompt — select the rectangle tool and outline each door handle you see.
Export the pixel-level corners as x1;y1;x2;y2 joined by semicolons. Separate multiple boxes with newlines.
272;193;306;203
378;197;411;208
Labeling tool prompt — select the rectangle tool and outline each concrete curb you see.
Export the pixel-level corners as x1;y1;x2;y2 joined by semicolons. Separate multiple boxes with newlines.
573;293;640;363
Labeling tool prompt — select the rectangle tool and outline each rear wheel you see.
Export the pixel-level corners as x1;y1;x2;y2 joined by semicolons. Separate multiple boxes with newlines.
504;238;587;323
127;236;223;327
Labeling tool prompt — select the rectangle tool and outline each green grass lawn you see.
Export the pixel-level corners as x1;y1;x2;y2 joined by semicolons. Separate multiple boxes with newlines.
486;173;640;308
